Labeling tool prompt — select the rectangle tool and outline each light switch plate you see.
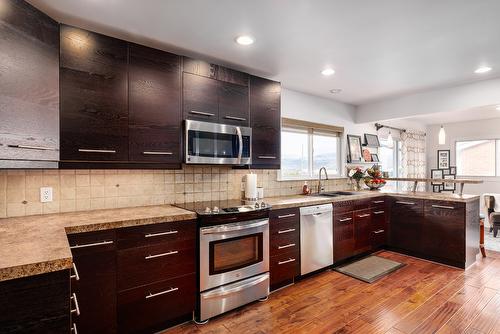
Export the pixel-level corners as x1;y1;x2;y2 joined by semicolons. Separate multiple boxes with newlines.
40;187;53;203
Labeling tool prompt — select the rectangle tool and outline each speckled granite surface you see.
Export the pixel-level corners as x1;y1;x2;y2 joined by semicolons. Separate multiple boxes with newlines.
0;190;479;282
0;205;196;282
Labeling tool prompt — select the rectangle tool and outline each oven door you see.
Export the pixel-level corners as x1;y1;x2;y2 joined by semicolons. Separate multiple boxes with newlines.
185;120;251;165
199;218;269;292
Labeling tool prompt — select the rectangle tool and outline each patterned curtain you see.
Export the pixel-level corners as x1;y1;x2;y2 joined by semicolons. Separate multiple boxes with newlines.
400;130;427;191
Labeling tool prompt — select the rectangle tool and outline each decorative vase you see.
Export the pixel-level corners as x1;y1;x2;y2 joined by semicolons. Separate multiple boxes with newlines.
353;179;362;191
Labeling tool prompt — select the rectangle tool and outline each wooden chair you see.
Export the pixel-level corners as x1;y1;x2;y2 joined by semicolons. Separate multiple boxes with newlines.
485;195;500;237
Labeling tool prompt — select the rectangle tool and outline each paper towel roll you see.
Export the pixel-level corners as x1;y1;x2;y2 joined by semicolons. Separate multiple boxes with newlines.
245;173;257;200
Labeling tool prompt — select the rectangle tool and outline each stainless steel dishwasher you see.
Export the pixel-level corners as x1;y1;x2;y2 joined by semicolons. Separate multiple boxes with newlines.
300;203;334;275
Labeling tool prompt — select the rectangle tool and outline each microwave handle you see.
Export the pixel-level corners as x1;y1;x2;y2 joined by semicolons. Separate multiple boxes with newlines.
236;126;242;164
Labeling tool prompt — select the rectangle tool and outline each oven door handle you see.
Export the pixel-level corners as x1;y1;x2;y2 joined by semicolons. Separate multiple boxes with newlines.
201;274;269;299
201;219;269;234
236;126;243;164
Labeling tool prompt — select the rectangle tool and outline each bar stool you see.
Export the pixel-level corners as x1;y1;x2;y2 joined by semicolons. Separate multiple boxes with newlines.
480;213;486;257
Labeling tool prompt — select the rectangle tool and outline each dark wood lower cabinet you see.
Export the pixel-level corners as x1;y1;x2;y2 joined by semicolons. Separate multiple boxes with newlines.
353;209;372;255
389;198;424;255
0;270;70;333
371;206;388;249
118;273;196;334
334;211;354;262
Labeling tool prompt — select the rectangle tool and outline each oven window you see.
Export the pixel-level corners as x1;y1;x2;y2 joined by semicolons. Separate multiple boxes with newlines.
209;233;263;275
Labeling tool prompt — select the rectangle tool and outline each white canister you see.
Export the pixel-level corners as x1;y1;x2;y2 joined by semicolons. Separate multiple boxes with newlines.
245;173;257;200
257;187;264;199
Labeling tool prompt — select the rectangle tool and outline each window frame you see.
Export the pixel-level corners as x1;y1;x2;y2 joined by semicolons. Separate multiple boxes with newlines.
279;120;342;181
378;139;402;178
455;139;498;177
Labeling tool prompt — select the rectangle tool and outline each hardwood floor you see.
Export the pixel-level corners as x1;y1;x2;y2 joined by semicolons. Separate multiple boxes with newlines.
163;251;500;334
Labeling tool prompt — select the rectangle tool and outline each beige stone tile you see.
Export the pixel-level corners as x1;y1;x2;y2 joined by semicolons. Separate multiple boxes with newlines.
7;203;26;217
104;186;119;197
90;198;105;210
104;197;118;209
60;175;76;188
59;170;75;175
90;174;104;186
7;170;26;175
6;186;25;203
90;169;105;175
203;183;211;192
42;169;58;175
25;202;42;216
184;193;194;203
25;188;39;202
194;192;204;202
185;184;193;193
184;174;194;183
174;194;185;203
60;200;76;213
141;174;154;184
61;187;76;200
7;174;25;189
91;186;105;198
194;174;203;183
26;174;42;188
153;173;164;184
76;174;90;187
175;174;184;183
165;174;175;184
75;169;90;175
76;199;90;211
194;183;203;193
175;184;185;194
42;201;60;214
76;186;90;199
42;174;59;188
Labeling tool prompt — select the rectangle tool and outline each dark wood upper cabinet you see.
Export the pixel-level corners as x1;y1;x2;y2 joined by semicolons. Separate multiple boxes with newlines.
218;66;249;86
183;72;219;122
250;76;281;169
60;25;128;162
218;81;249;126
0;0;59;168
183;57;217;79
128;43;182;164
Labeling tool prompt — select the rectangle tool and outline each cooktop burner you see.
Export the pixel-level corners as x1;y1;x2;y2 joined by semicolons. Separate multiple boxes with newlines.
175;199;270;215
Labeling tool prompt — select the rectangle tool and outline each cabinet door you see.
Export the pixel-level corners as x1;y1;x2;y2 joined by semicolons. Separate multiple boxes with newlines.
182;57;217;79
371;207;388;249
423;200;465;264
217;66;248;86
334;212;354;262
128;43;182;163
390;198;424;254
183;73;219;122
218;81;249;126
354;209;372;255
68;230;117;333
60;25;128;162
250;76;281;169
0;0;59;166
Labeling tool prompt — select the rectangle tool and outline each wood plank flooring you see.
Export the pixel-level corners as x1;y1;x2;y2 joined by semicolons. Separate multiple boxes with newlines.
163;251;500;334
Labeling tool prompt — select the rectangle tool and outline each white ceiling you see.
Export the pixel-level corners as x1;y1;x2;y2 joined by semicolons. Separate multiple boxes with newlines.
29;0;500;105
403;105;500;125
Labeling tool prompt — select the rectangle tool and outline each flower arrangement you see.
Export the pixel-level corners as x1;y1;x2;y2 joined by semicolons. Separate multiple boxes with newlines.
364;165;386;190
348;167;365;191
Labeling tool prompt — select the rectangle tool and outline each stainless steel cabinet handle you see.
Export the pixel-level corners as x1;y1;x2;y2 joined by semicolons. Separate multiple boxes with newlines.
145;230;178;238
431;204;455;210
258;156;277;159
339;217;352;222
70;263;80;281
78;149;116;153
142;151;173;155
201;274;269;299
357;213;371;218
224;116;247;121
145;287;178;299
278;228;296;234
278;243;296;250
145;250;178;260
190;110;215;117
71;323;78;334
277;213;296;219
202;219;269;234
373;211;385;215
236;126;242;164
372;200;385;204
7;144;58;151
70;240;113;249
278;258;296;265
395;201;415;205
71;293;80;316
373;229;385;234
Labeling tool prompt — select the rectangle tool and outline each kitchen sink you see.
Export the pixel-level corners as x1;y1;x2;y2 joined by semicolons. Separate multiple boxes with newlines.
313;191;358;197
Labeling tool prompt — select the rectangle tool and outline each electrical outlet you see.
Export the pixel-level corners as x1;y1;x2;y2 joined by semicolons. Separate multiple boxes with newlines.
40;187;53;203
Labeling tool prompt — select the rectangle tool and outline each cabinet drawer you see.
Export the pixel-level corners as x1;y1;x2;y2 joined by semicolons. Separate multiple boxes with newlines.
118;273;196;334
270;208;299;225
271;220;299;237
334;212;354;262
270;250;299;291
117;220;196;249
424;200;465;219
333;201;356;214
270;232;299;258
370;197;387;209
67;230;116;256
372;208;387;230
117;240;195;291
371;228;387;249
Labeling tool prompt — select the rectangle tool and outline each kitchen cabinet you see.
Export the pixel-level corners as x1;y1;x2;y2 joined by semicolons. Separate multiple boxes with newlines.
116;220;196;333
389;197;424;255
269;208;300;291
218;81;249;126
0;0;59;168
67;230;117;334
183;56;248;86
60;25;128;163
128;43;182;165
249;76;281;169
371;203;388;250
334;211;355;262
0;270;70;333
353;209;372;255
183;73;219;122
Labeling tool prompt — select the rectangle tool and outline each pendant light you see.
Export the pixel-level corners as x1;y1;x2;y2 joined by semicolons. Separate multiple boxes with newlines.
386;131;394;148
438;125;446;145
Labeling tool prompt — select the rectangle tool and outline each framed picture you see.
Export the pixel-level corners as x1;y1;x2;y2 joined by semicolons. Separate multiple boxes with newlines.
443;168;451;176
364;134;380;147
371;154;380;162
437;150;450;169
431;169;444;185
347;135;363;162
363;149;372;162
449;166;456;175
432;184;443;193
443;174;456;191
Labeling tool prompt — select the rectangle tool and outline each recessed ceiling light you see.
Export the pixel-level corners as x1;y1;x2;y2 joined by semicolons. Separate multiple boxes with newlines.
321;68;335;76
474;66;492;74
329;89;342;94
496;105;500;111
235;35;254;45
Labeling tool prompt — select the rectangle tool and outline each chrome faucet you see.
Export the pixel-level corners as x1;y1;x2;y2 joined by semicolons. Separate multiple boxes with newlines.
318;167;329;193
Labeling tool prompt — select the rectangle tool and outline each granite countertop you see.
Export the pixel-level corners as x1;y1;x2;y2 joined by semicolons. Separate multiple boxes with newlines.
0;205;197;282
0;190;479;283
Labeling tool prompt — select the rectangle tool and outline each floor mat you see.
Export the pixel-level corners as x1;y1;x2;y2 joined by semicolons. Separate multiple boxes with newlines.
335;255;406;283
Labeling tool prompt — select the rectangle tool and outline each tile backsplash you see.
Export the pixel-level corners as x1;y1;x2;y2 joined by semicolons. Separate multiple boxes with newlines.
0;166;349;218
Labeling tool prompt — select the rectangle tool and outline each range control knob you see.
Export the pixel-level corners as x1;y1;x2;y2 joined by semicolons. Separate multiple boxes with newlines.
204;207;211;214
213;206;220;213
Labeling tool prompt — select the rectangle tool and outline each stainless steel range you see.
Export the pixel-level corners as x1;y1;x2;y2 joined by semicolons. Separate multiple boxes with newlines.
175;200;270;322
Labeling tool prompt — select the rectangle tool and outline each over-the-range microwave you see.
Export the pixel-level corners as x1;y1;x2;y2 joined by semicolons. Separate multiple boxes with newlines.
184;120;251;165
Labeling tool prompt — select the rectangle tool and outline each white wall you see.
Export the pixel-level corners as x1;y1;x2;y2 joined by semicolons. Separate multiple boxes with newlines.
281;88;425;175
356;78;500;123
427;118;500;206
